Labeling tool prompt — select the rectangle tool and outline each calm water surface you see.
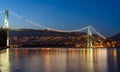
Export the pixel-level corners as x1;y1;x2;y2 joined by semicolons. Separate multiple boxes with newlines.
0;48;120;72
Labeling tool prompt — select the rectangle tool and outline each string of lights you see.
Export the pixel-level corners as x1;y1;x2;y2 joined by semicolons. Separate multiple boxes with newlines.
0;10;106;39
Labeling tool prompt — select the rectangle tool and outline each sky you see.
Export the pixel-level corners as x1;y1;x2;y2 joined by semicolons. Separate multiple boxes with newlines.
0;0;120;37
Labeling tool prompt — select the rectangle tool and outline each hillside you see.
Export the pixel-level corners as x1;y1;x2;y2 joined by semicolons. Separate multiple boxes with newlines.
9;29;104;47
111;32;120;41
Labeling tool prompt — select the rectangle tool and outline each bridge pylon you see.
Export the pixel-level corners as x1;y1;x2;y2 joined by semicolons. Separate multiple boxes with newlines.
87;26;92;48
3;10;9;47
3;10;9;29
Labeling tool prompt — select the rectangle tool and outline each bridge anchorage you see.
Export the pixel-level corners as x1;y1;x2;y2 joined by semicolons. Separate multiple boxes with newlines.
0;10;106;48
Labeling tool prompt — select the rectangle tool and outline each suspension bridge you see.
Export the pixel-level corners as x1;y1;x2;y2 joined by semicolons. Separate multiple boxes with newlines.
0;10;106;48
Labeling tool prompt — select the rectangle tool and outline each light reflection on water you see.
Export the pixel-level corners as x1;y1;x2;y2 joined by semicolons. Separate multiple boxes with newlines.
0;48;120;72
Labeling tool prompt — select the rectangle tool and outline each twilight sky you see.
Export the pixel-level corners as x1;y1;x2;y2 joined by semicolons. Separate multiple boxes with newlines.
0;0;120;37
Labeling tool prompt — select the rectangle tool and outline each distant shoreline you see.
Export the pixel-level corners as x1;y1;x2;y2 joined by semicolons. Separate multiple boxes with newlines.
0;46;120;51
9;46;120;48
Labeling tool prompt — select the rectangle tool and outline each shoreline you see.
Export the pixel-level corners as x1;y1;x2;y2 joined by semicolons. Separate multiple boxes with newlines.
0;46;120;51
9;46;120;48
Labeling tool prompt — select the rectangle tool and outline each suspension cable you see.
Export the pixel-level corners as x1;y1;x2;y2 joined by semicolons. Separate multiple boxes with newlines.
9;10;106;39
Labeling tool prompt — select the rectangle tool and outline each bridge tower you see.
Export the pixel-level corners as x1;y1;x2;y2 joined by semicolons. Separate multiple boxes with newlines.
87;26;92;48
3;10;9;29
3;10;9;47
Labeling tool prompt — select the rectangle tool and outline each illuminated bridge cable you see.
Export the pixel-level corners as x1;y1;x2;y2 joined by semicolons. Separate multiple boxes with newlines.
9;11;53;30
90;26;106;39
9;10;106;39
9;11;86;32
73;26;89;32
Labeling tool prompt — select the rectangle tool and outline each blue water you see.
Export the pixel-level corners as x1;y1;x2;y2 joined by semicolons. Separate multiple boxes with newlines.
0;48;120;72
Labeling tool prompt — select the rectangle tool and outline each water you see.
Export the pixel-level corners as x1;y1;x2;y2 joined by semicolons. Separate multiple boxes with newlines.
0;48;120;72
